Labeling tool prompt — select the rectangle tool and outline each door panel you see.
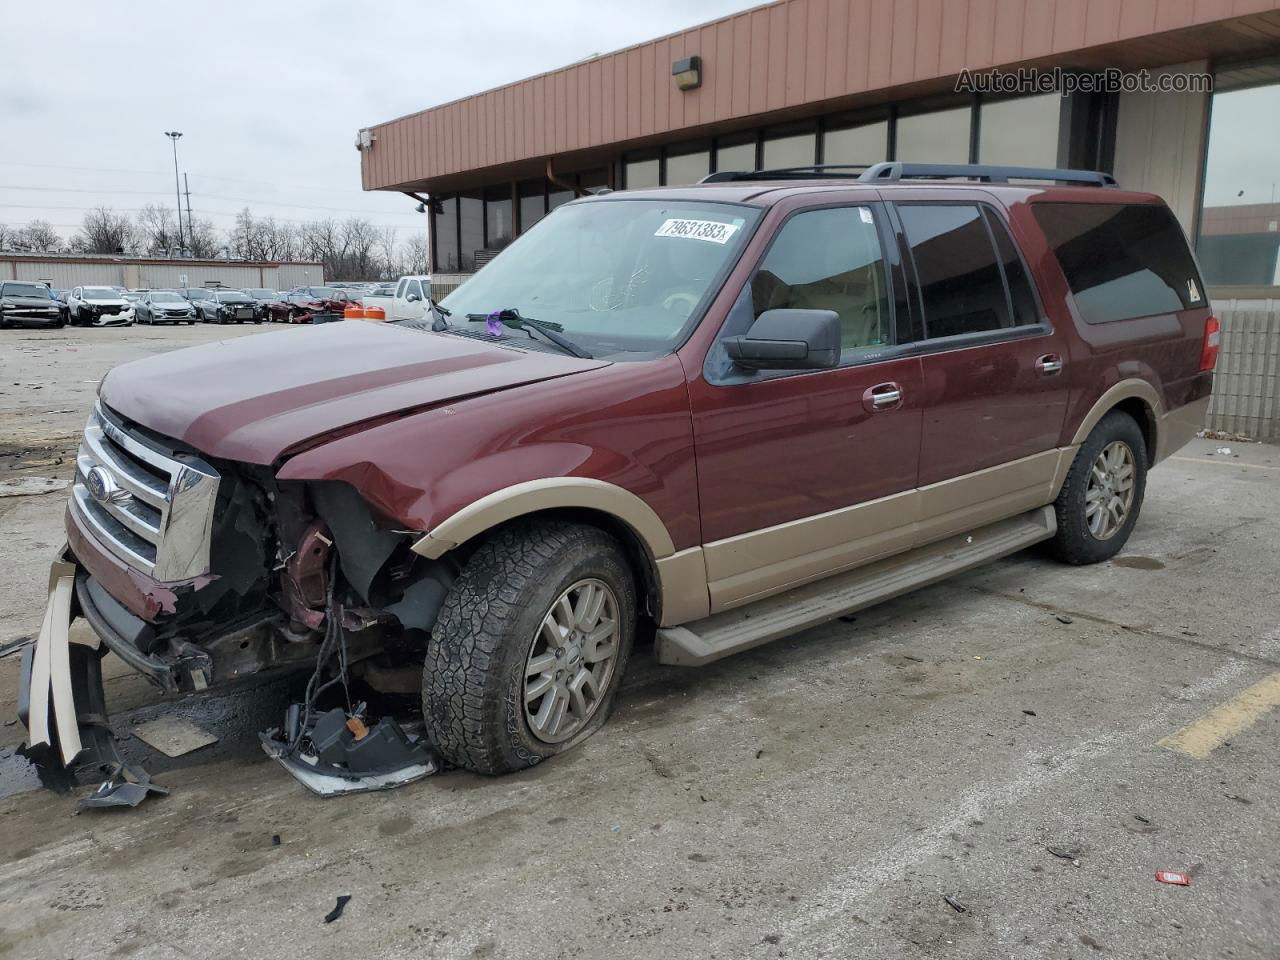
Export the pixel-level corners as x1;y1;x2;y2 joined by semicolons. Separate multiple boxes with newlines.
895;201;1070;492
688;201;923;610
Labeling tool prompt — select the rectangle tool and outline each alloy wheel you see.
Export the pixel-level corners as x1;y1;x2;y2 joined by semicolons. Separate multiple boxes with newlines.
523;578;620;744
1085;440;1136;540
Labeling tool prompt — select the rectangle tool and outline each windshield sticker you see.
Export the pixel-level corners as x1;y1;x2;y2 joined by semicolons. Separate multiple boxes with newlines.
654;218;741;244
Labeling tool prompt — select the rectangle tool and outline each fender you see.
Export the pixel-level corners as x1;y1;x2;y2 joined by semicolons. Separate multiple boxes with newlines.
411;478;710;626
1069;378;1163;447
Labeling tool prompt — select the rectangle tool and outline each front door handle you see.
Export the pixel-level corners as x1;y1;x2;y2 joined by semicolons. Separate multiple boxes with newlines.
863;382;903;412
1035;353;1064;376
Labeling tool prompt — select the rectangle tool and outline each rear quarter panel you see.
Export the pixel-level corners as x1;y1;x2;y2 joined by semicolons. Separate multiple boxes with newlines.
1008;189;1213;449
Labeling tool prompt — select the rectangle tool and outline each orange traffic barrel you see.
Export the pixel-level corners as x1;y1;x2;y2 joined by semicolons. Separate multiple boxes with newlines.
364;305;386;322
344;304;366;320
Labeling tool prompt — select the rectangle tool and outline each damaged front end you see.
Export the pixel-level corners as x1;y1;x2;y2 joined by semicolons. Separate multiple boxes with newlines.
20;402;456;794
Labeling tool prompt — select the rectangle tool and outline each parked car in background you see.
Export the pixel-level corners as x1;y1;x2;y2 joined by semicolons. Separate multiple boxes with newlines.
241;288;284;321
269;286;355;323
360;274;433;321
0;281;65;328
194;289;261;324
66;286;134;326
134;291;198;325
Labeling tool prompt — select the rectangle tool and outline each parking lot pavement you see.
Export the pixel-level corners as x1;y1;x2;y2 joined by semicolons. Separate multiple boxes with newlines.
1;326;1277;960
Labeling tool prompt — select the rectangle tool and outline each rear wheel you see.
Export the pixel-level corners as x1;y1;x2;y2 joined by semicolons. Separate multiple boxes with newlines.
422;521;636;775
1048;410;1148;565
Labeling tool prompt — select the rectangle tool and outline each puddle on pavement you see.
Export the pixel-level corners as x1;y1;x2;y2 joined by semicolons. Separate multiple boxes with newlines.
1112;556;1166;570
0;745;46;799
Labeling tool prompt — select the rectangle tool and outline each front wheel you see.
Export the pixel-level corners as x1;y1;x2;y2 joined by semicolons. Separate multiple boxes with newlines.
1048;410;1148;565
423;521;636;775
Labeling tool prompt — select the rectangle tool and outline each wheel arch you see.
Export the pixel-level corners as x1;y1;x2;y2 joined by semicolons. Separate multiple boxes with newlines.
1070;379;1161;466
410;478;709;626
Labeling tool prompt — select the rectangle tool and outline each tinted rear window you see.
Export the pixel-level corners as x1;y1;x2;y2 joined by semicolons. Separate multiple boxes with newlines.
1032;202;1204;324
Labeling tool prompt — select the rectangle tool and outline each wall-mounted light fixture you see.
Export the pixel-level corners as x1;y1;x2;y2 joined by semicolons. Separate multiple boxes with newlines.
355;128;376;151
672;56;702;92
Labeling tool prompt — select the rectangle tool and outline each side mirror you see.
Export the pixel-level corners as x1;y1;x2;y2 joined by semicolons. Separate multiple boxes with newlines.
723;308;841;370
406;293;421;303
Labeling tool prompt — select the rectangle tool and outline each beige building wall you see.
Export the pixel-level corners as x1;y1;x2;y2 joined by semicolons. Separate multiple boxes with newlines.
1111;61;1210;234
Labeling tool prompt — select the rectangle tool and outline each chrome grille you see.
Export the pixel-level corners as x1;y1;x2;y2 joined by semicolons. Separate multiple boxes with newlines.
72;404;220;581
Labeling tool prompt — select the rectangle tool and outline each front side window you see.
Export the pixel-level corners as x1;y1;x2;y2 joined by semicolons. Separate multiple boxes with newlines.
899;204;1019;338
750;206;890;352
440;199;761;359
1033;202;1203;324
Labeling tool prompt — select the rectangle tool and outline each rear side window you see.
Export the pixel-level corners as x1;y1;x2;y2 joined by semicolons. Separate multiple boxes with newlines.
899;204;1031;339
1032;202;1204;324
750;206;890;352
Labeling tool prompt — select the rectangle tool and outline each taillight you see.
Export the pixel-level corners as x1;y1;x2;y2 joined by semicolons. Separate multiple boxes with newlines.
1200;315;1220;371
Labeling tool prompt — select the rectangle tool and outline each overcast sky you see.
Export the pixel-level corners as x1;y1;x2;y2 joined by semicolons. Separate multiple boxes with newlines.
1;0;751;245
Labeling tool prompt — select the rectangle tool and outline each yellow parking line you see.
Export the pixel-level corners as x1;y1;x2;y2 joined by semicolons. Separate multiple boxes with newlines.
1158;671;1280;759
1171;456;1280;471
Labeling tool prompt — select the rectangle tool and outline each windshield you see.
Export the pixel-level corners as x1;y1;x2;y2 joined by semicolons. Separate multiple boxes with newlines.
216;292;251;302
247;288;275;298
439;198;760;358
83;287;120;299
304;287;346;299
186;289;212;299
2;282;50;298
151;293;185;303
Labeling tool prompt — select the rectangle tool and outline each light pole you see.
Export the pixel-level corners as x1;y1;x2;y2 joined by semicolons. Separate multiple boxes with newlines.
164;131;185;254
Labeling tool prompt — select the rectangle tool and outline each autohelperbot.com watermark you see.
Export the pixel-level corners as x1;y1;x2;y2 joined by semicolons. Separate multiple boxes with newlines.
956;66;1213;96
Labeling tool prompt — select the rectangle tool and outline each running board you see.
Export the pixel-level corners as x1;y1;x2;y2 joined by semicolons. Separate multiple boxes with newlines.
656;506;1056;666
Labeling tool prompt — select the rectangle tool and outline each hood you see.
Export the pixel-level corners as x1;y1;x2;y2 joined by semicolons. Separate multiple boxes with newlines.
2;295;60;308
99;321;610;464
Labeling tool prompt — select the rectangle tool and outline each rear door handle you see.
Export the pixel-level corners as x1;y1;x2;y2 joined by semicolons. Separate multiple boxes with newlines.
1035;353;1064;376
863;381;903;412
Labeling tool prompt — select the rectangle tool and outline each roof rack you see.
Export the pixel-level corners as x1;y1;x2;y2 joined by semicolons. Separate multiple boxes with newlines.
700;164;873;183
859;162;1118;186
699;161;1118;187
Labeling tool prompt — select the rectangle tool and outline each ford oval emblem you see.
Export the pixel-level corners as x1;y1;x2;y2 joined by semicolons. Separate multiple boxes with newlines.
86;466;118;504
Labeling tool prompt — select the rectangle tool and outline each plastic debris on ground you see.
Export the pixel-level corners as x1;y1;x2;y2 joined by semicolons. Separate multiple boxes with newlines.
260;702;440;797
132;717;218;757
324;895;352;923
79;763;170;810
943;895;968;913
1155;869;1191;886
1055;614;1074;624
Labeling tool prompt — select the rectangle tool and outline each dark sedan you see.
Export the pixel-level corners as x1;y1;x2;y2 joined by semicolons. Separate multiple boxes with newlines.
0;281;66;328
195;289;261;324
135;291;198;325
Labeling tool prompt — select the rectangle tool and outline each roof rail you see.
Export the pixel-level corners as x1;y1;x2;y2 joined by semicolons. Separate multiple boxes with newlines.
700;164;873;183
857;162;1118;187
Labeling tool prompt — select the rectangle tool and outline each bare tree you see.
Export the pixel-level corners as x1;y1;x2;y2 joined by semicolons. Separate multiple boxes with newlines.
376;226;399;277
14;219;64;253
401;232;430;275
187;217;222;259
71;207;137;254
136;204;180;255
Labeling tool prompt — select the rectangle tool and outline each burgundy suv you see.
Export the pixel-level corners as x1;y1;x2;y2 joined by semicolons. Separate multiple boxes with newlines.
23;162;1216;779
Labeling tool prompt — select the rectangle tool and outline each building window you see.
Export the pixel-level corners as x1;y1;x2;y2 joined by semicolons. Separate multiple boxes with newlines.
1197;71;1280;287
978;94;1061;168
625;157;660;189
762;131;816;169
823;121;889;166
716;135;757;174
484;185;513;249
458;193;483;271
665;143;710;185
548;186;574;212
518;180;547;233
895;105;971;163
432;197;458;273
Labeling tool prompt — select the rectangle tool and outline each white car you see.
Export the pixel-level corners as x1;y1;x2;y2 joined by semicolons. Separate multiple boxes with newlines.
66;286;135;327
360;274;433;322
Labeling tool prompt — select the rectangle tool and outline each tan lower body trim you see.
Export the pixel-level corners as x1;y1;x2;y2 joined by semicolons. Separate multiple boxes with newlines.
697;449;1063;618
655;547;710;626
1155;396;1210;464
